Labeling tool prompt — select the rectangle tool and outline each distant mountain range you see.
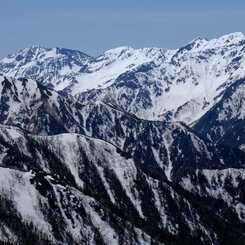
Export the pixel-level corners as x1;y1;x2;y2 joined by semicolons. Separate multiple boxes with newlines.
0;32;244;245
1;32;244;150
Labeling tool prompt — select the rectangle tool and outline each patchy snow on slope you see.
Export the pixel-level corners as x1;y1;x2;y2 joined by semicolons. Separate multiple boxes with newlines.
0;168;53;236
180;168;245;222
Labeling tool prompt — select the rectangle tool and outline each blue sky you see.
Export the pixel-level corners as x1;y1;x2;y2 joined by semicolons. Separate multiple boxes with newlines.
1;0;245;58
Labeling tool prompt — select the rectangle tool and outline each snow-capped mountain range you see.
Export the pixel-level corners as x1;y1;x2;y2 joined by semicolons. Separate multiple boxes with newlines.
0;32;244;245
1;32;244;149
1;32;244;125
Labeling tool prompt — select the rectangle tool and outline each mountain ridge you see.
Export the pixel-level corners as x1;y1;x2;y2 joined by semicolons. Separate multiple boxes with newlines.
0;124;244;244
0;75;243;182
0;32;244;244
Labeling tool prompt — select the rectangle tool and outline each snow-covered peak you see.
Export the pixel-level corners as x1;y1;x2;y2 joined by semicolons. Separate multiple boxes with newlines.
179;32;245;53
0;46;47;64
217;32;244;43
103;46;133;56
186;36;208;49
9;45;93;65
69;46;169;92
0;46;93;89
21;45;50;53
193;32;245;51
97;46;163;64
101;46;165;60
191;36;208;42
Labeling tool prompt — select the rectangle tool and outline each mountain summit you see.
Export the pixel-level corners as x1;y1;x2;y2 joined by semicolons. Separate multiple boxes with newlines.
0;46;93;90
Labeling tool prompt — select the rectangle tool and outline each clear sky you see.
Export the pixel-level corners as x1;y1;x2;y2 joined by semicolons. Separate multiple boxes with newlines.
1;0;245;58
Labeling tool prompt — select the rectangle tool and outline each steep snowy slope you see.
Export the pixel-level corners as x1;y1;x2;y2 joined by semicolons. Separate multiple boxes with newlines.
0;75;87;135
0;125;244;245
78;102;245;181
193;78;245;150
0;167;168;245
0;76;244;181
181;168;245;224
0;46;93;90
